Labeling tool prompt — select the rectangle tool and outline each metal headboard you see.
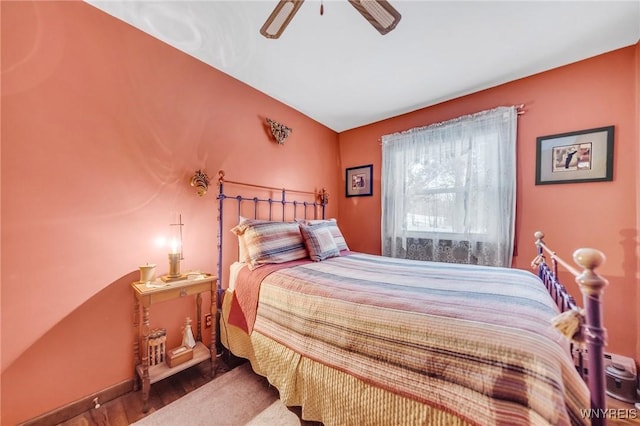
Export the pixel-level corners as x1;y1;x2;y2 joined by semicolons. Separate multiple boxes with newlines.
216;170;328;301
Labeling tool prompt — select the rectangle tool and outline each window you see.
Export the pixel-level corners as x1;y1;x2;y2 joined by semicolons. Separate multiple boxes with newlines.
381;106;517;267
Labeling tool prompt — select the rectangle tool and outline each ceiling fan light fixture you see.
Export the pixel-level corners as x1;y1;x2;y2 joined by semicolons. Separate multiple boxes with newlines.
348;0;401;35
260;0;305;39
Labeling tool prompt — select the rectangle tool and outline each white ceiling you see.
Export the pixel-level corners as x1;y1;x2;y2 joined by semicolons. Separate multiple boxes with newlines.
86;1;640;132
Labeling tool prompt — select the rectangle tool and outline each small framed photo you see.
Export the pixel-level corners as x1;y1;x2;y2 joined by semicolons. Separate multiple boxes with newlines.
535;126;614;185
346;164;373;197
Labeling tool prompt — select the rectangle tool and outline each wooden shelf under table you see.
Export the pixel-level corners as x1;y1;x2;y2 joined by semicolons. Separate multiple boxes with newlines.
136;341;211;385
131;274;217;412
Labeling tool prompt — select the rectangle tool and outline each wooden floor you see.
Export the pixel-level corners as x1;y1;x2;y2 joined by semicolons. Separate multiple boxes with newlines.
55;352;640;426
57;354;244;426
607;396;640;425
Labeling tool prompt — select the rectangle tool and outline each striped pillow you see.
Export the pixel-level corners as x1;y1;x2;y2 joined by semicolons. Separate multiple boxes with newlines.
234;216;265;263
300;223;340;262
297;218;349;251
231;219;307;270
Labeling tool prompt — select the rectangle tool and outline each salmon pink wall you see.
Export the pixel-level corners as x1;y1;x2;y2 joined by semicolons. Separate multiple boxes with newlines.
338;45;640;361
635;42;640;362
1;1;339;424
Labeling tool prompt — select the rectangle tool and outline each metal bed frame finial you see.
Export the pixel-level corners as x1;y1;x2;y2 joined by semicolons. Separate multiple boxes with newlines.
573;248;609;421
533;231;608;423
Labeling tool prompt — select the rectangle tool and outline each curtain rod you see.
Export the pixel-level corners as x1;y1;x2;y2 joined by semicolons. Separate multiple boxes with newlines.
377;104;526;143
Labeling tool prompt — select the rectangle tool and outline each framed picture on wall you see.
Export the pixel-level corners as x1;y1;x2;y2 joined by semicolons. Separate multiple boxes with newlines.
346;164;373;197
535;126;614;185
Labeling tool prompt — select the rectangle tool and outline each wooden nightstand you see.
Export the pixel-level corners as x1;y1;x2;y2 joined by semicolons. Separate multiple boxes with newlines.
131;274;217;412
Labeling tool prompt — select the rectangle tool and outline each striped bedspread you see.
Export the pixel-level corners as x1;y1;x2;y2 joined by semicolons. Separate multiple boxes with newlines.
231;252;590;425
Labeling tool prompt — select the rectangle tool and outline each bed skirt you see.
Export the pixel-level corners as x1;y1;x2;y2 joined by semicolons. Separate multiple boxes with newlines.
220;290;471;426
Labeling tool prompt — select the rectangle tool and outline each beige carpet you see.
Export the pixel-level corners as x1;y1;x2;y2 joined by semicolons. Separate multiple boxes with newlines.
132;363;309;426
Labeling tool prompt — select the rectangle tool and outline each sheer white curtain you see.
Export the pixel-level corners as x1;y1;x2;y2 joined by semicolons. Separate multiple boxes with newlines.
381;106;517;267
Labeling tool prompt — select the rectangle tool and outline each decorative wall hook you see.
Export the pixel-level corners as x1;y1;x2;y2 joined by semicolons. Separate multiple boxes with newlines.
266;118;292;145
190;169;210;196
318;188;329;206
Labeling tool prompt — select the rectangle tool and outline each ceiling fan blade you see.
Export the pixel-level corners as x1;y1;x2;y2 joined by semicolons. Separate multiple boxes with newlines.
348;0;401;35
260;0;305;39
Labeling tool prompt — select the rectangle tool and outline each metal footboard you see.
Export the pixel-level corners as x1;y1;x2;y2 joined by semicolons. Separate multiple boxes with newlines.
534;231;609;425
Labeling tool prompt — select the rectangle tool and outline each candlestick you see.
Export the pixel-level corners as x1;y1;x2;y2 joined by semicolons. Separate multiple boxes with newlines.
167;253;181;278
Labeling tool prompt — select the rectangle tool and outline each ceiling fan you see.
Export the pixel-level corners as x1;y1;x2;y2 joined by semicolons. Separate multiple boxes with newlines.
260;0;402;39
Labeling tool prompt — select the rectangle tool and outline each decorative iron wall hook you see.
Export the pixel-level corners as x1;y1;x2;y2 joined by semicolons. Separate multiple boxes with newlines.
318;188;329;206
190;170;210;196
266;118;292;145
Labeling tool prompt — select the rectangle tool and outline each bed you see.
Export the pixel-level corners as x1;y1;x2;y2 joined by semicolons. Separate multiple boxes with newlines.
214;172;609;426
